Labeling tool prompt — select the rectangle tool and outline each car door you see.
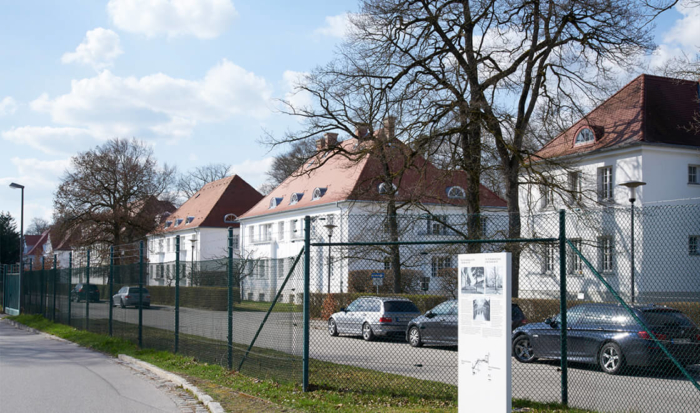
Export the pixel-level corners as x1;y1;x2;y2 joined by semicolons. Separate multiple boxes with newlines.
421;301;450;343
338;300;361;334
443;301;458;345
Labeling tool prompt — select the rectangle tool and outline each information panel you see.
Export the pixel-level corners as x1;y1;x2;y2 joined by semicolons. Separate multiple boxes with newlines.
458;252;511;412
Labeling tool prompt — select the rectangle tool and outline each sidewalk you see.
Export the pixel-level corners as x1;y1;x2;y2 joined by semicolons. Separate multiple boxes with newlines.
0;315;203;413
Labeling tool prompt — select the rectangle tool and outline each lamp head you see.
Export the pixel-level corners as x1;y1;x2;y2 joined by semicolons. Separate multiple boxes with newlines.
324;224;337;237
619;181;646;203
9;182;24;189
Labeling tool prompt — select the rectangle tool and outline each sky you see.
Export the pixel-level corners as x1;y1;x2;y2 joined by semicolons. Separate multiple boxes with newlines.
0;0;698;231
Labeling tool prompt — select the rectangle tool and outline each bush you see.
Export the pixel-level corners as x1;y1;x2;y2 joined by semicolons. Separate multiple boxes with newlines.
99;284;240;311
347;269;423;294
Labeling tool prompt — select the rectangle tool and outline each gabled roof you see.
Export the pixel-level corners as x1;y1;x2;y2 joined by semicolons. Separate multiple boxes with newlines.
25;227;75;257
24;235;42;249
239;137;506;220
535;74;700;160
153;175;263;234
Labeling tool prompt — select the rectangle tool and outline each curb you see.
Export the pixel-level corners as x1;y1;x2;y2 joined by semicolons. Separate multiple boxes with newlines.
119;354;225;413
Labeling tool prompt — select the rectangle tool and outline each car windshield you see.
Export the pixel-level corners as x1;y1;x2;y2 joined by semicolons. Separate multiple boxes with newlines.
88;285;99;291
128;288;148;294
383;301;419;313
641;310;694;328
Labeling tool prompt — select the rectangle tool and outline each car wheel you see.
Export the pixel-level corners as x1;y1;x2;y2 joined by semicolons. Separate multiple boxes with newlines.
120;299;126;309
408;326;422;347
513;335;537;363
362;323;375;341
599;342;624;375
328;318;339;336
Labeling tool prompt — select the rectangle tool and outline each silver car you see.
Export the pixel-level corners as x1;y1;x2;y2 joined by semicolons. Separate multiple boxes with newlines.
113;286;151;308
328;296;421;341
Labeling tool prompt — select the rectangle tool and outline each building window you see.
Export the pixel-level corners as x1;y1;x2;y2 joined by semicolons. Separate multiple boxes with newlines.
166;238;171;252
541;185;555;208
258;260;267;278
689;165;698;184
383;257;392;270
378;182;397;195
599;237;614;273
258;293;266;302
185;216;195;224
689;236;699;255
544;243;556;273
231;235;239;248
158;239;164;253
174;218;183;227
431;256;452;277
597;166;613;202
224;214;237;223
248;226;254;242
262;224;272;242
568;171;582;201
278;222;285;240
569;239;583;274
312;187;327;200
446;186;466;199
575;128;595;145
290;219;300;239
165;221;173;228
426;215;448;235
290;193;303;205
269;197;283;209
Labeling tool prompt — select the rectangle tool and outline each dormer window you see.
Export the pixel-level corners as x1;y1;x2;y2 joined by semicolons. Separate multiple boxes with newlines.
378;182;397;195
224;214;238;224
269;197;284;209
312;187;327;200
290;192;304;205
185;216;195;224
574;128;595;145
307;159;315;167
165;221;173;228
174;218;184;227
446;186;466;199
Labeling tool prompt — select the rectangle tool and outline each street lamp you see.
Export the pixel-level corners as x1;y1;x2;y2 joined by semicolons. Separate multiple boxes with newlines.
10;182;24;312
190;236;197;286
620;181;646;304
324;224;337;294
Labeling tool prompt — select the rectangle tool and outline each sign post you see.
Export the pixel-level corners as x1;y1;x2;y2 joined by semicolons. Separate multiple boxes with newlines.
370;272;384;294
458;252;512;412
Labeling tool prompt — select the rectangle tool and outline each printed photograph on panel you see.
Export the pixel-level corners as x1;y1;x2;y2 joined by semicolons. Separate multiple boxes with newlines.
484;265;504;294
473;297;491;322
461;266;484;294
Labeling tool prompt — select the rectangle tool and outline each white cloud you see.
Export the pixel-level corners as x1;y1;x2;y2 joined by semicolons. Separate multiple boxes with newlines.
0;96;18;116
281;70;313;111
1;126;103;155
314;14;352;39
27;60;272;141
664;2;700;49
229;157;274;186
0;157;70;192
61;28;123;70
107;0;238;39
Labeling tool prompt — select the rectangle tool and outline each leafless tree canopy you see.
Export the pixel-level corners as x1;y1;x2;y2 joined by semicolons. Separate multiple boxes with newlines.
54;138;176;255
265;139;316;186
273;0;676;296
177;163;231;199
26;217;51;236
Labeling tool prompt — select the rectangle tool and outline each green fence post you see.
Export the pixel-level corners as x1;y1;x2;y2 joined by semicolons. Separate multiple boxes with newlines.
138;241;143;349
303;215;311;392
175;236;180;354
86;249;90;331
559;209;568;406
28;259;32;312
109;246;114;337
2;264;6;313
52;255;57;321
228;227;234;370
68;253;72;327
41;256;45;317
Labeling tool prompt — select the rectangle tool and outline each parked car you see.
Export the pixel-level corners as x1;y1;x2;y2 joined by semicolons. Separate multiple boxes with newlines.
71;283;100;303
406;301;529;347
328;296;421;341
512;303;700;374
112;286;151;308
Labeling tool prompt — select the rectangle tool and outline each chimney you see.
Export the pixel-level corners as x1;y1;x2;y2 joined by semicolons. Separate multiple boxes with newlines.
316;137;326;150
383;116;396;139
355;123;370;140
324;133;338;147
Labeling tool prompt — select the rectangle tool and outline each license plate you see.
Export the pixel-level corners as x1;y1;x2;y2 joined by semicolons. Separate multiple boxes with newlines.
395;317;400;322
672;338;691;344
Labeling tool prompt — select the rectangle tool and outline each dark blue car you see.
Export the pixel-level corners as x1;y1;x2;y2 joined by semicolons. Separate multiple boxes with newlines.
512;303;700;374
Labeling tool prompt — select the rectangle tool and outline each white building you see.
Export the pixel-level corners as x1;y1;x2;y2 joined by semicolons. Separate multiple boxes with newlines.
146;175;263;286
519;74;700;302
238;121;507;301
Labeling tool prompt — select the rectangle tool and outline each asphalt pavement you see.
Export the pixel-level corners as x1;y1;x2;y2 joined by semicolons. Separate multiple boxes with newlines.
0;315;196;413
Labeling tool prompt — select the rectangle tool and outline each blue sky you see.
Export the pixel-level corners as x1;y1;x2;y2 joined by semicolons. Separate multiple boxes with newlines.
0;0;697;230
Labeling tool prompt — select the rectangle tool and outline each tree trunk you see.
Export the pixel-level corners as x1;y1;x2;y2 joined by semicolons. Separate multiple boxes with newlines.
387;199;402;293
504;165;522;298
460;106;483;254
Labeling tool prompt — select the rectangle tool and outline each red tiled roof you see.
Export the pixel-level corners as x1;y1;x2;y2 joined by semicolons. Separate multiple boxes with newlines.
153;175;263;234
240;138;506;219
534;74;700;160
24;235;42;248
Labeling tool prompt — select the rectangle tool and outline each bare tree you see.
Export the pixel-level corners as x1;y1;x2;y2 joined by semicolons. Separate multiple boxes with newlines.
54;138;176;264
265;139;316;186
177;163;231;199
275;0;677;297
25;217;51;236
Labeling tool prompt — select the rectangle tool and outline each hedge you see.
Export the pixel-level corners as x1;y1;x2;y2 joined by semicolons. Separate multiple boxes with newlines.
97;284;240;311
310;292;449;319
347;269;424;294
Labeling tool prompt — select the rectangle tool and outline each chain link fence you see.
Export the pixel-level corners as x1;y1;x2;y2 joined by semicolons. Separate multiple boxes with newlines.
10;205;700;412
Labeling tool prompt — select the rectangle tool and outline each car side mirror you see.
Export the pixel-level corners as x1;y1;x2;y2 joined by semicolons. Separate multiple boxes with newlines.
340;307;347;313
545;317;558;328
425;311;435;319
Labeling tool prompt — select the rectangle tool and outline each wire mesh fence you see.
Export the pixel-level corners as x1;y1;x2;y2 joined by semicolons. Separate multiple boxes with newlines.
10;205;700;412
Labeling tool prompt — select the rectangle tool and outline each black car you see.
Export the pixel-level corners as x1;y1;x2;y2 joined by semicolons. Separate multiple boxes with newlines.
71;283;100;303
406;301;529;347
512;303;700;374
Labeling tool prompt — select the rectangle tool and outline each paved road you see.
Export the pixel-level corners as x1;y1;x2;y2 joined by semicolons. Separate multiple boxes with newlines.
68;302;700;413
0;316;203;413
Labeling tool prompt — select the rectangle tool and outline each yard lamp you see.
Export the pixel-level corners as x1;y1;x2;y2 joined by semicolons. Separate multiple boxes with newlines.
324;224;337;294
9;182;24;313
190;236;197;286
619;181;646;304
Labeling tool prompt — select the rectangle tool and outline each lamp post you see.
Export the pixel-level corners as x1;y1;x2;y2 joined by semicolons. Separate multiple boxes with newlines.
10;182;24;311
190;236;197;286
324;224;337;294
620;181;646;304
